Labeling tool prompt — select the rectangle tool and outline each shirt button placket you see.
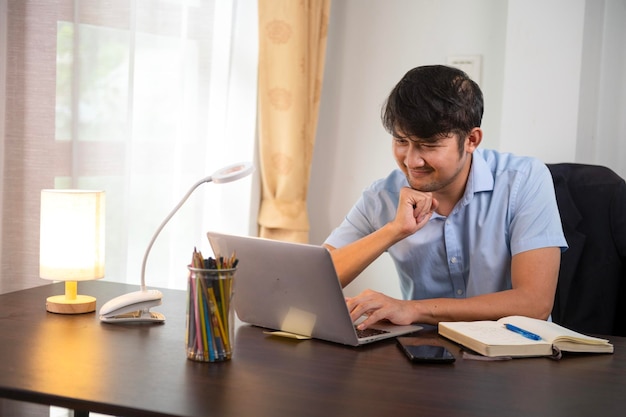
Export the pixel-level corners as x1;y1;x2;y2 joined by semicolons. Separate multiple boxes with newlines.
445;219;466;298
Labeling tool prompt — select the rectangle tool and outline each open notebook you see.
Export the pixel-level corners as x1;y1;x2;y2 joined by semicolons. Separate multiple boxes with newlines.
207;232;422;346
439;315;613;358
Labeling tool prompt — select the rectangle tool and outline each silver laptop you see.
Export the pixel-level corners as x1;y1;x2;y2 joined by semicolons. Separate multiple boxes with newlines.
207;231;422;346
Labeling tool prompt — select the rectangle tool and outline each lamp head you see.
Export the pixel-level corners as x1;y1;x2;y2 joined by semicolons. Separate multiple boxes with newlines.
210;162;254;184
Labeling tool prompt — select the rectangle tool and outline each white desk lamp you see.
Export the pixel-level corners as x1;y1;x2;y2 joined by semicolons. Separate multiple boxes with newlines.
99;162;253;324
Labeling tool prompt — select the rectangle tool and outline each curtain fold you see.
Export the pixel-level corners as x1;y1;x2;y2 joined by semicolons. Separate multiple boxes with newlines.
257;0;331;243
0;0;57;293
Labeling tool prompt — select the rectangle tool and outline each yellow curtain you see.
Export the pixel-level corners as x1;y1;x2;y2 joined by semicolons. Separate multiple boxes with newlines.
257;0;331;243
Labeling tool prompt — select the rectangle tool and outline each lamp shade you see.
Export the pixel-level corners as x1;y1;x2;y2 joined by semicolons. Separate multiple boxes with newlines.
40;190;105;314
40;190;105;281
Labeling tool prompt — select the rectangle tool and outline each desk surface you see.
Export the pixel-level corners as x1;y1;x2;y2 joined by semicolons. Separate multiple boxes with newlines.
0;281;624;417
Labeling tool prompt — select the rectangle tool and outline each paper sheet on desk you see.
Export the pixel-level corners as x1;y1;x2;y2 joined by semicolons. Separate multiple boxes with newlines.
263;330;312;340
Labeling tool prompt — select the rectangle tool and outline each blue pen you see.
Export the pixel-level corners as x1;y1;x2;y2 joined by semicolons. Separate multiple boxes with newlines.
504;323;542;341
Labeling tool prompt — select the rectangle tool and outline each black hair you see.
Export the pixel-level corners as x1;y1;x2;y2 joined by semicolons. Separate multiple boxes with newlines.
382;65;484;146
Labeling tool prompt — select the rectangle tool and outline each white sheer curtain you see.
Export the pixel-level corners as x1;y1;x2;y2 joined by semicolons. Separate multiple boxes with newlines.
0;0;258;294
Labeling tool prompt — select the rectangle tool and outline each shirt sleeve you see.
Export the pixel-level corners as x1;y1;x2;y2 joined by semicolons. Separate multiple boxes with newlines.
324;194;376;249
509;159;568;255
324;173;401;249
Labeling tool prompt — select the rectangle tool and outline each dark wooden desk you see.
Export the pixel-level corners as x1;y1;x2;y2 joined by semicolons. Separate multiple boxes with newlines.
0;281;624;417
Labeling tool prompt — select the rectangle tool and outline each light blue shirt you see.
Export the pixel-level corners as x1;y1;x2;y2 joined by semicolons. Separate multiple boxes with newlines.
324;149;568;300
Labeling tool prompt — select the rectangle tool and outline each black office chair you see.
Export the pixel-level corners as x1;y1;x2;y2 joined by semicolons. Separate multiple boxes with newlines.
548;163;626;337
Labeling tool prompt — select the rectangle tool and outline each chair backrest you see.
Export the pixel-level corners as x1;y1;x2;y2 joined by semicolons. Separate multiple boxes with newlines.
548;163;626;336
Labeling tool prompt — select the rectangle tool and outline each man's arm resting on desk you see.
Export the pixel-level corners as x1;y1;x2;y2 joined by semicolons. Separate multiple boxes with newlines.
343;246;561;329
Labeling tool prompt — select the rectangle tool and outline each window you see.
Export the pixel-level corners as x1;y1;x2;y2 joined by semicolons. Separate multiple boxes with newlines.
0;0;257;292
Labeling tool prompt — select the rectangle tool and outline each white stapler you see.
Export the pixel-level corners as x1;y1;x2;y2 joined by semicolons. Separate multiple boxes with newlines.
99;289;165;323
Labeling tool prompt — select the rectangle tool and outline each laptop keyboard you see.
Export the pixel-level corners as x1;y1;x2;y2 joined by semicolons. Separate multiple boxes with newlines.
355;327;390;338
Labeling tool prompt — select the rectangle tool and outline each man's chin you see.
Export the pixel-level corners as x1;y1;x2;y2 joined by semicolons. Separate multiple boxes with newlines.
408;181;437;192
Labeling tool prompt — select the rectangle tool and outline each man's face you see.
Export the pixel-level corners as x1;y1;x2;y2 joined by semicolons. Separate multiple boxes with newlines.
392;133;469;193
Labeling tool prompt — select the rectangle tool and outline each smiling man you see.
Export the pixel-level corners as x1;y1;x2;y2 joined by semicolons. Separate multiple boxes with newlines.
323;65;568;330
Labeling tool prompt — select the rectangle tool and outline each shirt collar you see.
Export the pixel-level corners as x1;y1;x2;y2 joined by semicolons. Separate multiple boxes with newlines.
457;149;494;210
429;150;495;220
469;149;495;193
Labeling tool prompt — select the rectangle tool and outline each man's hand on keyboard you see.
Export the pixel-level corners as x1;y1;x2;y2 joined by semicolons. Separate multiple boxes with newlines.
346;289;416;330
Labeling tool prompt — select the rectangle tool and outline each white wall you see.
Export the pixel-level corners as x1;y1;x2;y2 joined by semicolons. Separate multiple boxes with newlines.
499;0;585;162
308;0;626;298
576;0;626;174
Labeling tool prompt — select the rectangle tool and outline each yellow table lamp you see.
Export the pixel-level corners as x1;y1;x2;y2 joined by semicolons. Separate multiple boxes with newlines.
39;189;105;314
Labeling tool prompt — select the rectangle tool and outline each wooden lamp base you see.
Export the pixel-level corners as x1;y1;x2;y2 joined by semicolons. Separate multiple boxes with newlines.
45;281;96;314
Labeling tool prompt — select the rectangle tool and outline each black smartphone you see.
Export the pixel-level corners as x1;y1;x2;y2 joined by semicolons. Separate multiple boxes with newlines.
397;339;456;363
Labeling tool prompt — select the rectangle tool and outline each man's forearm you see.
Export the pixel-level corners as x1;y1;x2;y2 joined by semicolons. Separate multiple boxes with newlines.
325;223;405;287
409;287;555;326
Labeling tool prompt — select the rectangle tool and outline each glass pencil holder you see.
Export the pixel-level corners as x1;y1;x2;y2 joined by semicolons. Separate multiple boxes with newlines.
186;266;236;362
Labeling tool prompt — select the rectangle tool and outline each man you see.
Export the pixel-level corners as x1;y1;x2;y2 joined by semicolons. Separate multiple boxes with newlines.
323;65;567;330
